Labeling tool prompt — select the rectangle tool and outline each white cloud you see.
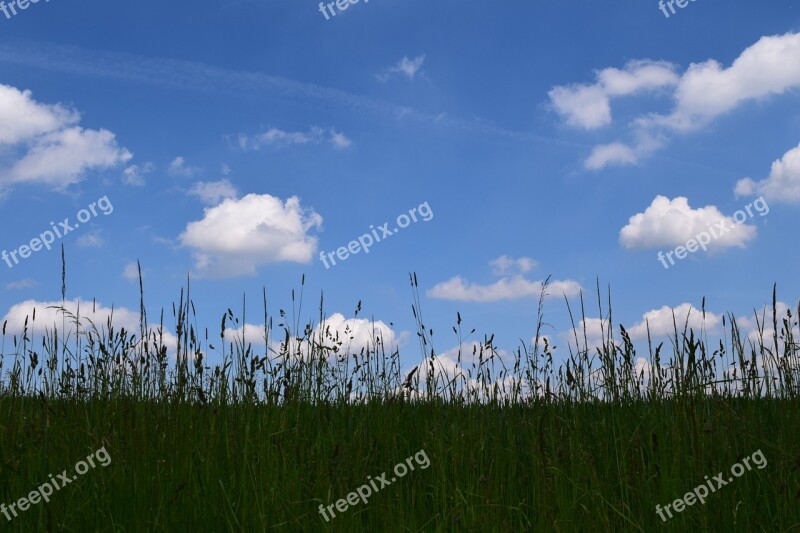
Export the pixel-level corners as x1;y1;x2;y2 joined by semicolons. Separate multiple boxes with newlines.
5;278;35;290
740;301;799;344
122;262;140;281
489;255;537;276
585;142;639;170
0;85;78;144
651;33;800;131
627;303;722;339
0;85;132;193
567;33;800;168
1;299;179;359
428;275;581;303
584;133;665;170
549;60;678;130
168;156;198;177
3;128;131;191
562;317;612;352
735;143;800;202
734;177;757;197
2;299;141;336
376;55;426;82
225;313;397;360
76;230;104;248
310;313;396;355
187;179;239;205
430;257;580;302
237;126;351;150
244;127;321;147
530;334;555;353
122;162;154;186
178;193;322;278
402;343;526;402
329;129;352;149
550;85;611;130
619;195;757;251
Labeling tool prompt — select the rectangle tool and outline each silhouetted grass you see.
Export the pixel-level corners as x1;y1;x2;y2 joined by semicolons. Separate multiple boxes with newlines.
0;255;798;531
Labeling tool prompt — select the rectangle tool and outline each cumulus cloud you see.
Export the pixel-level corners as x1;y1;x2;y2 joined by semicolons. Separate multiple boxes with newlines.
735;143;800;202
2;299;141;336
414;343;510;379
557;33;800;169
178;193;323;278
237;126;351;150
530;334;556;353
376;55;426;82
649;33;800;131
400;342;528;402
430;257;581;302
549;60;679;129
562;317;613;352
187;179;239;205
627;303;722;340
1;298;178;358
0;84;78;144
6;128;131;189
308;313;396;355
619;196;757;251
739;300;800;345
225;313;397;360
0;85;131;193
428;275;581;302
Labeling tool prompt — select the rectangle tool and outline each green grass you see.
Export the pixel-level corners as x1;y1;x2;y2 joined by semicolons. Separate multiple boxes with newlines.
1;398;797;531
0;259;798;531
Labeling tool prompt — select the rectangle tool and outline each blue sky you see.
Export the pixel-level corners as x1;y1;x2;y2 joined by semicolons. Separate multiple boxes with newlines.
1;0;799;372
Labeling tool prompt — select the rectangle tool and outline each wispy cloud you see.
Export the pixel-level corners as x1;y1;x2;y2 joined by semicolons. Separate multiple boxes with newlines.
77;230;105;248
122;262;141;281
168;156;199;177
187;179;239;205
0;42;553;144
5;278;35;290
237;127;352;150
376;55;426;82
489;255;537;276
122;162;154;186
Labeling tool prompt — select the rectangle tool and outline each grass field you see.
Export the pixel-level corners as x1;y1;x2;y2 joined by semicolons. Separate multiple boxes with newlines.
0;264;798;531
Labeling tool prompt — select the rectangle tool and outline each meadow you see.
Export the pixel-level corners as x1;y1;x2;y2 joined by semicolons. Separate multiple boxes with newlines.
0;262;798;531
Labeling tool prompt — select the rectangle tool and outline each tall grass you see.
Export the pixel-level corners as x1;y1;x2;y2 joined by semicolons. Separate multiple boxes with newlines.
2;259;798;406
0;254;798;531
